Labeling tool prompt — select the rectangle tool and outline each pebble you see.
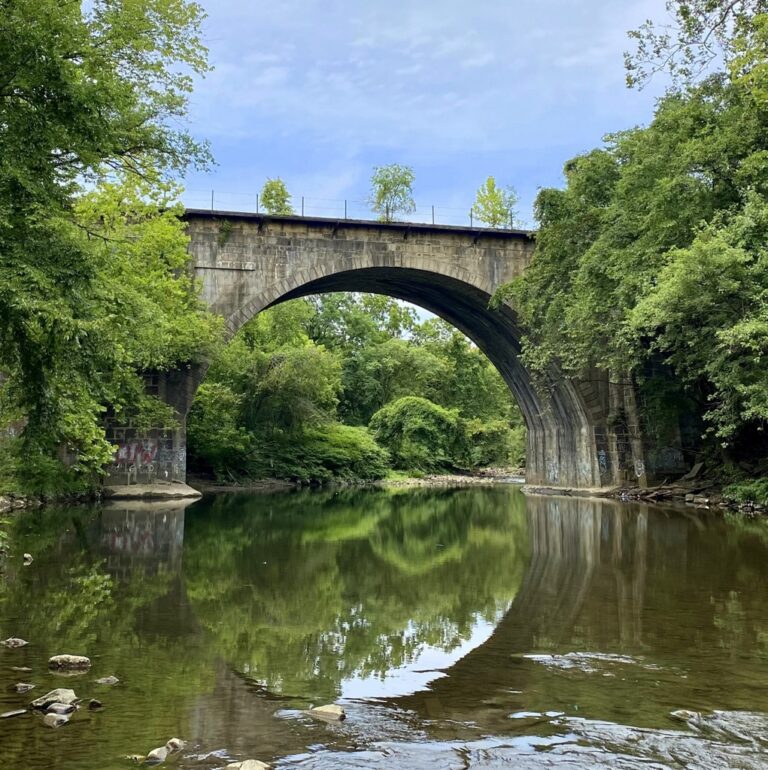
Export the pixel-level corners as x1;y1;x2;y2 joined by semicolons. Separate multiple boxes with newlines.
305;703;346;721
95;675;119;685
2;637;28;648
48;654;91;670
0;709;28;719
14;682;35;694
30;688;78;709
42;712;70;728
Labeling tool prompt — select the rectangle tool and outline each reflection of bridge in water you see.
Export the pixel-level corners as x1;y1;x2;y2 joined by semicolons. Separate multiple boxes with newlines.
93;493;710;755
390;493;687;724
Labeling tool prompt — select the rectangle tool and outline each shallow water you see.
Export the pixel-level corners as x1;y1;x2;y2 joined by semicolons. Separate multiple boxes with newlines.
2;486;768;768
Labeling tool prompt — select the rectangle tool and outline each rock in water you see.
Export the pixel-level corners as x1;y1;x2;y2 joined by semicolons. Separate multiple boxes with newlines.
22;553;33;565
226;762;271;770
43;712;70;728
49;654;91;670
2;637;28;648
88;699;103;711
46;702;76;715
14;682;35;694
95;675;119;685
165;738;185;752
145;746;169;764
10;666;32;672
306;703;346;721
30;688;78;709
0;709;28;719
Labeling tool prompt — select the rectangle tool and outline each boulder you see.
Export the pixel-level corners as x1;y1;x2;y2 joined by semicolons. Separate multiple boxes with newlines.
14;683;35;694
49;654;91;670
43;712;70;728
145;746;169;765
305;703;346;722
2;637;28;648
95;675;119;685
30;688;78;709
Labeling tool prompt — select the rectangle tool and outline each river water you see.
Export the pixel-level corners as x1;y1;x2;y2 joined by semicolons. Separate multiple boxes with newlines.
2;486;768;769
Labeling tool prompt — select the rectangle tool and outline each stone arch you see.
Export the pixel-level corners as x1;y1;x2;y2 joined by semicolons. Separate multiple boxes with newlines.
217;255;601;488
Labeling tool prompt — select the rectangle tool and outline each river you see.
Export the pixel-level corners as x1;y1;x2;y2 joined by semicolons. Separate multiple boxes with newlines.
1;486;768;768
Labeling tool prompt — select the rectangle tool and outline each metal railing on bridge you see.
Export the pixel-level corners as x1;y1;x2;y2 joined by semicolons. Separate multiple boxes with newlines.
182;189;525;230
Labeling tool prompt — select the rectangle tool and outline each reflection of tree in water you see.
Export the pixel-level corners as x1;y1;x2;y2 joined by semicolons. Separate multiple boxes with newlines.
182;487;529;702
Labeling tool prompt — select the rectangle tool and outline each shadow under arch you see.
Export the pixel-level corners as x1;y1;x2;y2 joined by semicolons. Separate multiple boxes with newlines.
248;266;601;488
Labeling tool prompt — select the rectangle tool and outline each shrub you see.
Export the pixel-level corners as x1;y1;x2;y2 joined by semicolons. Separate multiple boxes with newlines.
369;396;462;471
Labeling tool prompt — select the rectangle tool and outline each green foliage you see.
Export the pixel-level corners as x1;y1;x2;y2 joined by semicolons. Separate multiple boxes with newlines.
625;1;768;90
0;0;215;490
370;396;463;471
189;295;526;481
724;477;768;505
497;50;768;460
260;177;294;215
368;164;416;222
471;176;519;227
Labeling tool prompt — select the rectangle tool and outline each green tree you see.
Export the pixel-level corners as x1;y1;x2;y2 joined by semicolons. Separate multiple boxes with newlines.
260;177;294;215
369;396;464;471
625;0;768;90
0;0;213;487
368;164;416;222
471;176;519;228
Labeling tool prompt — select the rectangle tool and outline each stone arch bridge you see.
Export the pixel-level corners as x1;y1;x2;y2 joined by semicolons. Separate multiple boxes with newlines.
105;211;686;489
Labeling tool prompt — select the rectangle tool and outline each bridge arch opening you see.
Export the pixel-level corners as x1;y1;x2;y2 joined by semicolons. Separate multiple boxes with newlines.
216;265;601;488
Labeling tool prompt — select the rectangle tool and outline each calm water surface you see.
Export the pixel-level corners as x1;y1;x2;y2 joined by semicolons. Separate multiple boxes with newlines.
2;486;768;768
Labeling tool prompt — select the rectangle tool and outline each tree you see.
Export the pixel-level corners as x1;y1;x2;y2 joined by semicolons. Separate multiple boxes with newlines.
471;177;518;228
0;0;213;486
260;177;294;215
625;0;768;89
368;164;416;222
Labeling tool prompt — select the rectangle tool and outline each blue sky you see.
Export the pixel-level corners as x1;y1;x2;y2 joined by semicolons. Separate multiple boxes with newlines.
183;0;669;227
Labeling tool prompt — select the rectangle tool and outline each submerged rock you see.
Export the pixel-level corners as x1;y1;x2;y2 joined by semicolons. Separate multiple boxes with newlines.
88;699;103;711
49;654;91;670
226;761;271;770
42;712;70;728
10;666;32;672
95;675;119;685
305;703;346;721
30;688;77;709
46;702;76;715
14;682;35;694
2;637;28;648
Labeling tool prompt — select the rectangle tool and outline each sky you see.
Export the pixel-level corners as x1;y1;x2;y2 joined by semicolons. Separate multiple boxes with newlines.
182;0;670;227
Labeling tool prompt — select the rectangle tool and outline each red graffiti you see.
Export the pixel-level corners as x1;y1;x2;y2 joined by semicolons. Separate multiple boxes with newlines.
113;440;158;467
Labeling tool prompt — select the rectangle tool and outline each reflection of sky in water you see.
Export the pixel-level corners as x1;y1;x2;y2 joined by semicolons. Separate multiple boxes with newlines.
341;610;508;699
